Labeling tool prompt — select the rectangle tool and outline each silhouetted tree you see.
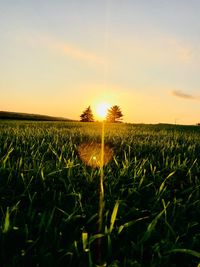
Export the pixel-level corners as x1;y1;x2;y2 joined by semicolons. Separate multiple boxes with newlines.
106;105;123;123
80;106;94;122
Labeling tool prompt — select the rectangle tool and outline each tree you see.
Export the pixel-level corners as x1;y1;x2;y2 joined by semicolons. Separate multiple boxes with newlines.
80;106;94;122
106;105;123;123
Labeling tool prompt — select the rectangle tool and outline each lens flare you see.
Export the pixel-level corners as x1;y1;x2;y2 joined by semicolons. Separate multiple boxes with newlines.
78;142;113;168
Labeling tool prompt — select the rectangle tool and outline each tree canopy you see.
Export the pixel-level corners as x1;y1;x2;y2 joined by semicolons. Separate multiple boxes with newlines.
80;106;94;122
106;105;123;123
80;105;124;122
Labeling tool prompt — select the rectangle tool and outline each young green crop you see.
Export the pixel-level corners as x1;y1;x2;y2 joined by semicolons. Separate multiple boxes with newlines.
0;121;200;267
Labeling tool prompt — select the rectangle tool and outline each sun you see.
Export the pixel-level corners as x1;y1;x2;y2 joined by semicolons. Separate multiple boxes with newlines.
95;102;110;120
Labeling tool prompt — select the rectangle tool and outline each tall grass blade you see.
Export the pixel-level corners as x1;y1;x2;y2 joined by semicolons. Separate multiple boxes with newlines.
140;201;169;243
158;171;175;196
3;207;10;233
166;248;200;258
2;147;14;167
118;216;149;234
82;231;89;252
109;201;119;233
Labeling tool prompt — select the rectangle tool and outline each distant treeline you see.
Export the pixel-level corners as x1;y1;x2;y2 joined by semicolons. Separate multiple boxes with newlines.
0;111;74;121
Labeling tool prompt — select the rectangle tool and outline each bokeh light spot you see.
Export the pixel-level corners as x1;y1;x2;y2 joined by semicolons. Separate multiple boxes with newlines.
78;143;113;168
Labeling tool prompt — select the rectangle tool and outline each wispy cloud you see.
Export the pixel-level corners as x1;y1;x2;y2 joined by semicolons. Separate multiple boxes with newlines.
51;39;106;65
166;38;193;63
11;32;106;65
172;90;196;100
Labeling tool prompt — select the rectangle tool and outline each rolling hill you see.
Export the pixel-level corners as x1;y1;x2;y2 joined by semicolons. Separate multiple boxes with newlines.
0;111;75;121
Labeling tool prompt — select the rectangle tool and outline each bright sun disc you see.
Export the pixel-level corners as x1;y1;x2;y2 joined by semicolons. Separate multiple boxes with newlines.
96;102;110;119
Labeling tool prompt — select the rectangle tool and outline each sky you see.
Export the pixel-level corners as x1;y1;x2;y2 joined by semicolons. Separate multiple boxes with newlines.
1;0;200;124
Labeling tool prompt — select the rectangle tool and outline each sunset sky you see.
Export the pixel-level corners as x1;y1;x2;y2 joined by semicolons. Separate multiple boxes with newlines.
1;0;200;124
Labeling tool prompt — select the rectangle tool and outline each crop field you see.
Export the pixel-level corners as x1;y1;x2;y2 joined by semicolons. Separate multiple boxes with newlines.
0;121;200;267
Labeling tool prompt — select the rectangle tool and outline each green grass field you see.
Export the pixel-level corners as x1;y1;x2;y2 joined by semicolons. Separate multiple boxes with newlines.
0;121;200;267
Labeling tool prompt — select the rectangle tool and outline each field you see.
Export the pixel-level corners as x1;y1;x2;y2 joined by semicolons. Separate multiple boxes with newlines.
0;121;200;267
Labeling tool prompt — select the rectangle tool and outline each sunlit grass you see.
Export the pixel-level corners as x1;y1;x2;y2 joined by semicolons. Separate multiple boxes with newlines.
0;121;200;266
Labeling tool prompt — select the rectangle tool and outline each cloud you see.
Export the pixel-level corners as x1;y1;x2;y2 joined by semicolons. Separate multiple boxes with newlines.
11;32;106;65
165;38;193;63
172;90;196;100
52;41;105;65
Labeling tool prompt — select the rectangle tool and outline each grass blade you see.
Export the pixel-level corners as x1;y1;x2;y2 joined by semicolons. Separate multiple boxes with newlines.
166;248;200;259
140;201;169;243
3;207;10;233
109;201;120;233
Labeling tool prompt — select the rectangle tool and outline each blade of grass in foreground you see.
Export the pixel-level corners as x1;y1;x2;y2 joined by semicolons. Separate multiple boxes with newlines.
2;207;10;233
109;201;120;233
166;248;200;258
140;201;170;243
